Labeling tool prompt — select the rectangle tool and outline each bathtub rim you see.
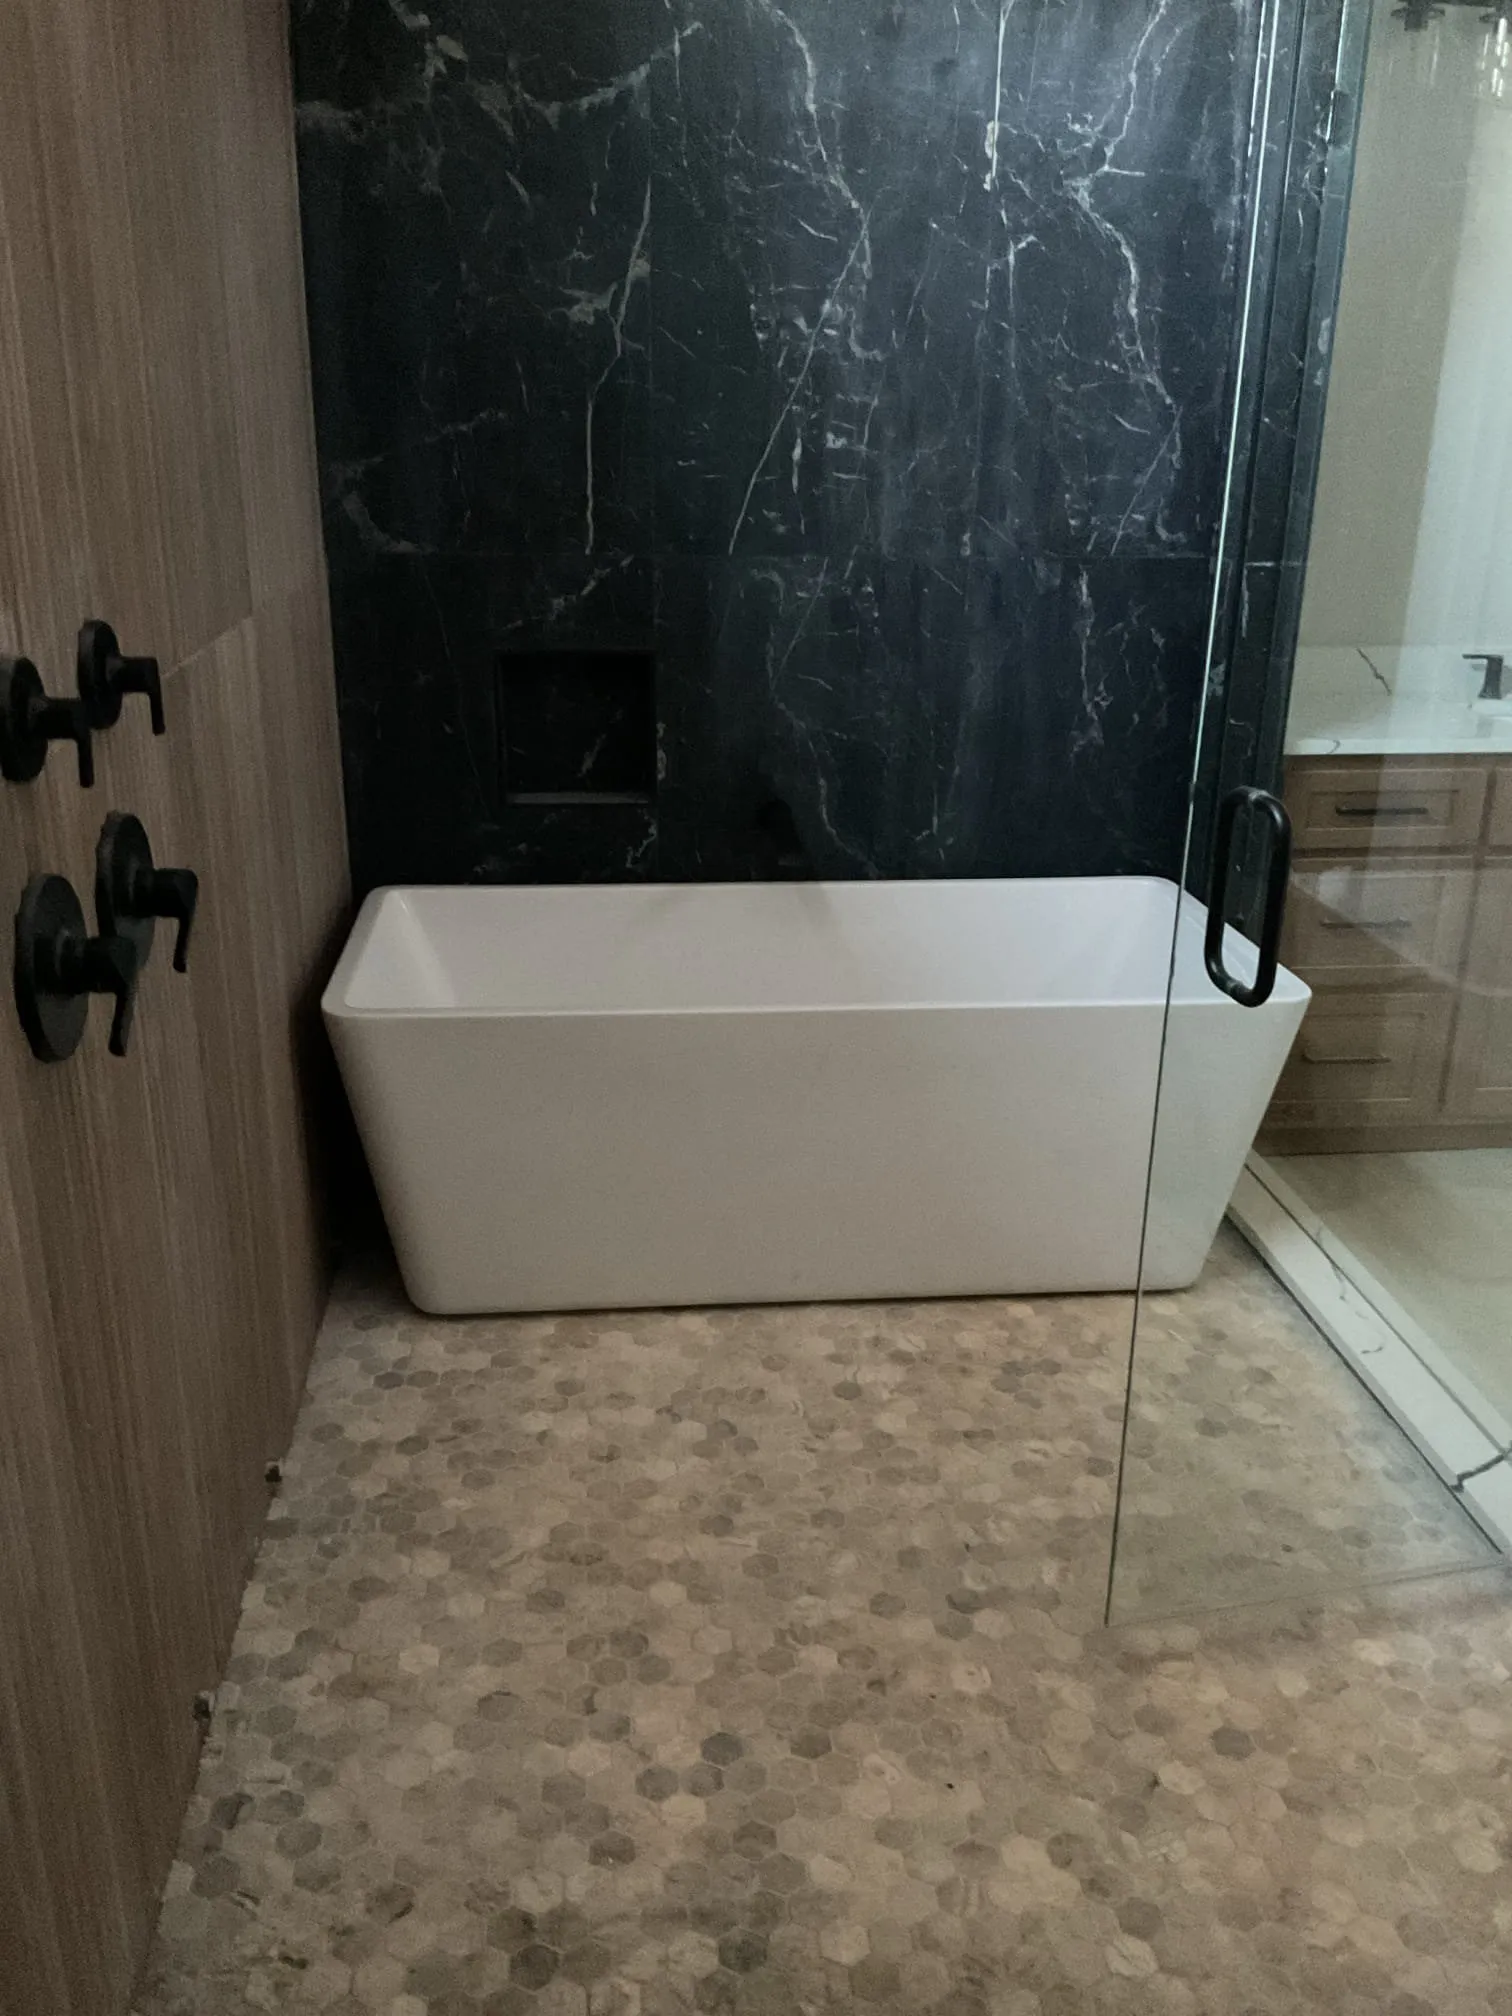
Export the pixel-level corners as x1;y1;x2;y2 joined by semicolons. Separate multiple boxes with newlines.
323;875;1308;1023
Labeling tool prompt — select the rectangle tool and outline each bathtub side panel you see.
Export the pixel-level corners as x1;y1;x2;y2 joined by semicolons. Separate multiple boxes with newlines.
327;1005;1167;1312
1140;989;1309;1291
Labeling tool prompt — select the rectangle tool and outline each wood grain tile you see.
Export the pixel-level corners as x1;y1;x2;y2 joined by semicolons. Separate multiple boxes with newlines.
211;0;327;607
0;5;350;2013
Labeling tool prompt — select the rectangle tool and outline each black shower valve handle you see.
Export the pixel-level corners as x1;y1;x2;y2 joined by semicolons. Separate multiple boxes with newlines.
133;655;166;736
43;923;138;1056
147;865;199;972
95;811;199;975
14;872;140;1062
0;656;94;786
76;619;165;735
86;931;140;1056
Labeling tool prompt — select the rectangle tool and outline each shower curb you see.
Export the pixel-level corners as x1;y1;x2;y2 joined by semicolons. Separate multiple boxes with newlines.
1229;1158;1512;1556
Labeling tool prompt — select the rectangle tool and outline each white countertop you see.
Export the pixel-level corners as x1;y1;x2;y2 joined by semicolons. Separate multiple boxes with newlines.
1285;646;1512;758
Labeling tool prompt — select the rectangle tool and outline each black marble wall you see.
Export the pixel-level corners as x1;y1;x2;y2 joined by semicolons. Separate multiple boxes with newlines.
293;0;1271;892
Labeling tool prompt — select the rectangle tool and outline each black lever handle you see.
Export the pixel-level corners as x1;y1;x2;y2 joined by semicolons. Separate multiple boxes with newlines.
14;873;139;1061
152;867;198;971
0;656;94;786
95;811;199;973
84;933;138;1056
1204;785;1293;1009
76;619;165;735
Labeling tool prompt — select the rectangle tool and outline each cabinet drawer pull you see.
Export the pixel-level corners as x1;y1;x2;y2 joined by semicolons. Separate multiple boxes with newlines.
1300;1045;1391;1066
1317;915;1412;931
1332;803;1431;819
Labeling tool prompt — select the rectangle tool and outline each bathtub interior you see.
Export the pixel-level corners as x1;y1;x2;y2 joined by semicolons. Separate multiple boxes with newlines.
329;876;1301;1020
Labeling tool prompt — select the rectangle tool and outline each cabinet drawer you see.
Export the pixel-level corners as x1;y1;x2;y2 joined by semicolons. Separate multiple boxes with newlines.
1283;861;1473;987
1485;766;1512;852
1287;762;1487;854
1445;866;1512;1120
1268;991;1452;1129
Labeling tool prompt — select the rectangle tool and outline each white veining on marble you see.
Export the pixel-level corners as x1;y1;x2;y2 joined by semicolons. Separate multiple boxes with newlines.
1286;643;1512;756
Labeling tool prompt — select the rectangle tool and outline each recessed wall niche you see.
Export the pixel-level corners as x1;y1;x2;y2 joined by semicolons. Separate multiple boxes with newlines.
498;648;657;805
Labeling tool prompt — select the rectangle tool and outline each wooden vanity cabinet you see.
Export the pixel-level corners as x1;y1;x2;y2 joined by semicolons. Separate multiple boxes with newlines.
1259;754;1512;1152
1285;761;1488;854
1444;866;1512;1123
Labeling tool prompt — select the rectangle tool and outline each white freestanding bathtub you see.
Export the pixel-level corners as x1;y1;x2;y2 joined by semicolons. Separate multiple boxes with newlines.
324;878;1308;1314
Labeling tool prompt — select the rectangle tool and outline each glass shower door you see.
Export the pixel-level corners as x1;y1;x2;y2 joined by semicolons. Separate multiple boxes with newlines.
1107;0;1511;1622
1108;788;1499;1625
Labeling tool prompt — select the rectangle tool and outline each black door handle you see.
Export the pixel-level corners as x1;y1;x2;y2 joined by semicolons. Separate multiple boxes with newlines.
0;656;94;786
95;812;198;973
14;873;139;1060
76;619;165;735
1204;786;1293;1009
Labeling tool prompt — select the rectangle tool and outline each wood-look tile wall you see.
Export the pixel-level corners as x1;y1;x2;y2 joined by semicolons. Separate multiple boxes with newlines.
0;4;350;2012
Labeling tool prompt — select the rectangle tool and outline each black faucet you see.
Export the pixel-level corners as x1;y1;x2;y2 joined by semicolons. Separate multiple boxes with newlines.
1465;653;1506;701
